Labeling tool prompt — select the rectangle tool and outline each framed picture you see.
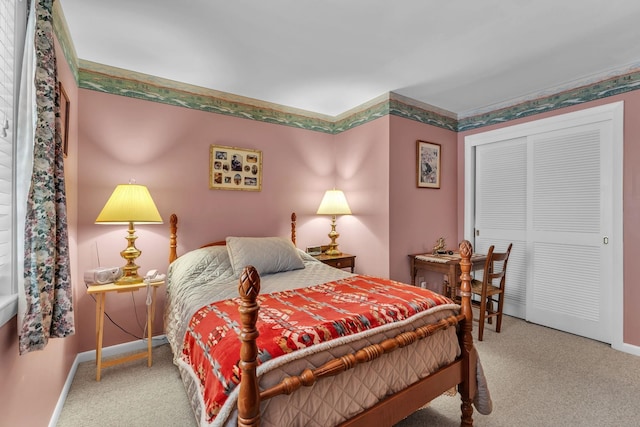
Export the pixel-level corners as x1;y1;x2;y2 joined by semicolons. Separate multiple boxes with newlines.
209;144;262;191
416;140;441;189
59;82;70;157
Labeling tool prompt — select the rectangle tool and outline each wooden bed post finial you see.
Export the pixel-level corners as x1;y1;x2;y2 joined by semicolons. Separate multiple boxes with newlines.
291;212;297;246
238;266;261;427
169;214;178;263
458;240;472;311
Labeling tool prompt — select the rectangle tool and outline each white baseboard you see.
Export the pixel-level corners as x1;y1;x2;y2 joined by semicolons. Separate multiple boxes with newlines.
613;341;640;357
74;334;169;363
48;335;169;427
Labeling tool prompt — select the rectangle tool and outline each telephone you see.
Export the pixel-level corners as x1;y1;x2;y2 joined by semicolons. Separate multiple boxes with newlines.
144;269;166;283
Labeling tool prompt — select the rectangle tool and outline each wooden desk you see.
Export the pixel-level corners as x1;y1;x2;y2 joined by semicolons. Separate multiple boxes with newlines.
87;280;164;381
408;252;486;299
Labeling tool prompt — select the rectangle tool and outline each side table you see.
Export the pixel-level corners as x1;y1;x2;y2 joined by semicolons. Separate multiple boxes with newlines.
86;280;164;381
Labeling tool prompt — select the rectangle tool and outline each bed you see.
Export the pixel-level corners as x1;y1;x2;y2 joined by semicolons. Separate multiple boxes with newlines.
165;213;491;427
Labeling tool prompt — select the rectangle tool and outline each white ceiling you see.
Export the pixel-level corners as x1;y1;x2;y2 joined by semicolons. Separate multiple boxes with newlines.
59;0;640;118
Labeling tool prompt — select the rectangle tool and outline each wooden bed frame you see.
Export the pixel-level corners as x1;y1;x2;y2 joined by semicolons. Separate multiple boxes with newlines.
168;213;478;427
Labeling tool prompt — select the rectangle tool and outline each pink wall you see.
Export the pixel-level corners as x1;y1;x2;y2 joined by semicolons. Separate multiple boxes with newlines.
0;321;78;426
621;94;640;346
75;90;340;352
457;92;640;347
0;37;80;427
328;114;459;284
333;116;391;278
389;115;458;286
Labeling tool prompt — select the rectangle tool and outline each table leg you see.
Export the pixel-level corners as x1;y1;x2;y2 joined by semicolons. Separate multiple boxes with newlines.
410;258;416;285
450;265;457;299
94;293;100;364
147;286;157;367
96;292;106;381
441;273;448;296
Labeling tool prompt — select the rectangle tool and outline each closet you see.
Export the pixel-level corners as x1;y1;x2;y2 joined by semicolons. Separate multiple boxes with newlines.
464;102;623;344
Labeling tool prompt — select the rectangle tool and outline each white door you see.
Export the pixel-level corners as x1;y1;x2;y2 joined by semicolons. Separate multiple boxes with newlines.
527;122;612;343
466;102;623;345
474;137;527;319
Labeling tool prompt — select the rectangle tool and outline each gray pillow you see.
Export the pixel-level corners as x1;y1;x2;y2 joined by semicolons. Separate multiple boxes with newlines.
226;236;305;277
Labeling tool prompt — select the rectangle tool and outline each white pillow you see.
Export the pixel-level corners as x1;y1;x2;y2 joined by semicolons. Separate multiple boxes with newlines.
226;236;305;276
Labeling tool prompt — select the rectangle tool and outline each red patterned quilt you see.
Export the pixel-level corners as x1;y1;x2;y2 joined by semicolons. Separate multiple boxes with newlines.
181;275;454;423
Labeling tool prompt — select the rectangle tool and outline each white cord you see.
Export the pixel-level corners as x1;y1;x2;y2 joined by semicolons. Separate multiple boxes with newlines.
144;277;152;306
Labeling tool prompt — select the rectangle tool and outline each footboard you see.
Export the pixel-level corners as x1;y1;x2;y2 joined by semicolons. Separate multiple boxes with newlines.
236;240;477;427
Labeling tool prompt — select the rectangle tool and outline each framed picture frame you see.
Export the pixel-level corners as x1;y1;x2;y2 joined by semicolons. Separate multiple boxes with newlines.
209;144;262;191
59;82;70;157
416;140;441;189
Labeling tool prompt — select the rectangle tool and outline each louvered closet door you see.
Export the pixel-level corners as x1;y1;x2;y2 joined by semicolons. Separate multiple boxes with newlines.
474;138;527;318
527;122;612;343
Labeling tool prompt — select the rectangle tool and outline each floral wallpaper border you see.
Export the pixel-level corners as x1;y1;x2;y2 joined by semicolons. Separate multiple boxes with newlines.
457;69;640;132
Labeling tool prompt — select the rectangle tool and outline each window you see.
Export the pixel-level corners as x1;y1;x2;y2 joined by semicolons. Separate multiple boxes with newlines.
0;0;26;327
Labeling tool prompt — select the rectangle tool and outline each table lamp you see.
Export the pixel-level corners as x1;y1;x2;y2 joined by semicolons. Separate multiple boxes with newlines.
316;189;351;256
95;183;163;285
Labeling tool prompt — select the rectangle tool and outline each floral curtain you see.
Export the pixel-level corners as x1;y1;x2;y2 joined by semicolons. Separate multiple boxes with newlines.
18;0;74;354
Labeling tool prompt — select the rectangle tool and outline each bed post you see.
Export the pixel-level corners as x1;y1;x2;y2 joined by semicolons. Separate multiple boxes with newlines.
458;240;477;426
291;212;297;246
237;266;262;427
169;214;178;263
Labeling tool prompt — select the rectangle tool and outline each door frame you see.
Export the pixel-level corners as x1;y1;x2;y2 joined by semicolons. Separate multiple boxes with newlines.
463;101;624;351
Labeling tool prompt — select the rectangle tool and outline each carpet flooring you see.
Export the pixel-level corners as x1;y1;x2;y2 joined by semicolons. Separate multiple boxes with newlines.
56;315;640;426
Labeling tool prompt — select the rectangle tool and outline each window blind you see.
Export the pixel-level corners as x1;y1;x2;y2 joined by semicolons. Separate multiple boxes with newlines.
0;0;15;295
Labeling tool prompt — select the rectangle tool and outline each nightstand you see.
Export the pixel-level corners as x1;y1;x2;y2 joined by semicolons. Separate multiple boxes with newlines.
86;280;164;381
313;253;356;272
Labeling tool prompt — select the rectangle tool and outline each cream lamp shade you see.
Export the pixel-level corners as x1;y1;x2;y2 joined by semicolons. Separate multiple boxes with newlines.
95;184;163;224
316;189;351;256
316;189;352;216
96;183;163;284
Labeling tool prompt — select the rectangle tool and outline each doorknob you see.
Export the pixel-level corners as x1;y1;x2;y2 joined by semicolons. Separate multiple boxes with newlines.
603;236;609;244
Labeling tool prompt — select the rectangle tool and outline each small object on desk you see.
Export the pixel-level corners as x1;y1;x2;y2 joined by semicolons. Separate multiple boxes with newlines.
313;253;356;273
432;237;446;255
144;269;166;283
84;266;123;285
306;246;322;256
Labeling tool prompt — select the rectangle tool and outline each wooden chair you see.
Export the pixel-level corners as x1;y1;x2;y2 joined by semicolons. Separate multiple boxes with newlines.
471;243;513;341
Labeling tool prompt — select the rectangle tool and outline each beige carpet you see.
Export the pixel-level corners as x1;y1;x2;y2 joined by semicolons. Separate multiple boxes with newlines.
56;315;640;426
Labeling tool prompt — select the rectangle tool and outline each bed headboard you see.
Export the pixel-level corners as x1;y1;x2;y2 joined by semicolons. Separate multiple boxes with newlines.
168;212;298;264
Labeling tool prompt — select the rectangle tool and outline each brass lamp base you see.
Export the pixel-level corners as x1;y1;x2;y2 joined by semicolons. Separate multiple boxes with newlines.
115;221;144;285
325;248;342;256
115;275;143;286
325;215;342;256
